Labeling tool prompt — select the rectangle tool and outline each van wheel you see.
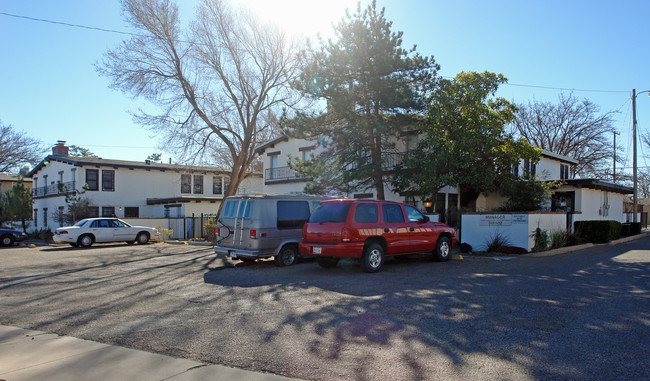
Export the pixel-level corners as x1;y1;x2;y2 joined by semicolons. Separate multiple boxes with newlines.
435;236;451;262
274;245;298;267
362;243;384;273
316;257;339;268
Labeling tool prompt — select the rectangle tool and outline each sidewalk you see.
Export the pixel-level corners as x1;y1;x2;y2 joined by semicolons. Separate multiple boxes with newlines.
0;325;302;381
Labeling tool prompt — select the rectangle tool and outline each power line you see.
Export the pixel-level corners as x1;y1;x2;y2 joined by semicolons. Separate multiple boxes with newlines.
1;11;639;96
0;11;137;37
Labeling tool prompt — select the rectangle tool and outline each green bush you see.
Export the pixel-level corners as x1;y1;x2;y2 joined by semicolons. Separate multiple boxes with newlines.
484;232;511;253
630;222;642;235
204;219;217;242
549;230;569;249
531;227;549;251
574;220;621;243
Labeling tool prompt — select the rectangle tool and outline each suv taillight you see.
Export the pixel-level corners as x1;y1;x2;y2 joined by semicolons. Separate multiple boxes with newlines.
341;227;351;242
250;229;257;239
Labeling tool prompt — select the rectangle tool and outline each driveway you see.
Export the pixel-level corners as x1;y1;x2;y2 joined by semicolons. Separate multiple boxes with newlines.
0;239;648;380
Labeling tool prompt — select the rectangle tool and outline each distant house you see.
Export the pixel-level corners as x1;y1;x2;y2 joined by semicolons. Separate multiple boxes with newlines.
27;141;262;232
254;134;633;225
0;173;32;194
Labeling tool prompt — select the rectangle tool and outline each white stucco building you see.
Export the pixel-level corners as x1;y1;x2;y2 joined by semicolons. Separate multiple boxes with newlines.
28;142;262;231
254;134;633;226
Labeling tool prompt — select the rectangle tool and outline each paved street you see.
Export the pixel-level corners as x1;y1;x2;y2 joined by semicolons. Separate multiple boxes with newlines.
0;238;648;380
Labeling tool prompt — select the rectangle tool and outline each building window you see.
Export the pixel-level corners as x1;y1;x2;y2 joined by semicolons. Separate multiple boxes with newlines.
34;209;38;227
560;164;570;180
88;206;100;218
58;206;65;226
224;177;231;195
102;207;116;217
124;207;139;218
213;176;223;194
512;163;519;177
43;175;48;195
269;155;279;179
181;174;191;194
86;169;99;191
193;175;203;194
43;208;48;227
523;159;536;179
102;170;115;191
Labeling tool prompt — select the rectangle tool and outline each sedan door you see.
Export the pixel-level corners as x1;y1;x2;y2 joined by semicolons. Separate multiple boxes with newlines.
89;219;114;243
110;219;137;241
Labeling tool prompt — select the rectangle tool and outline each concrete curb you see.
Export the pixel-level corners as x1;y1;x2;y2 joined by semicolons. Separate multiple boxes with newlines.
522;231;650;258
164;240;213;247
0;325;302;381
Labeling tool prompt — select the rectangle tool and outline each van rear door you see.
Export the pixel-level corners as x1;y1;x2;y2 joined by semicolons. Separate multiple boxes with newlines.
217;198;254;247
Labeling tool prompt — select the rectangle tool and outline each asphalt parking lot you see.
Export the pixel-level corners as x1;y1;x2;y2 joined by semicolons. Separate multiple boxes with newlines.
1;238;648;380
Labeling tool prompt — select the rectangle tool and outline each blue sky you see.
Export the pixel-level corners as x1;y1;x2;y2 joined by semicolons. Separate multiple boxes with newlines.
1;0;649;174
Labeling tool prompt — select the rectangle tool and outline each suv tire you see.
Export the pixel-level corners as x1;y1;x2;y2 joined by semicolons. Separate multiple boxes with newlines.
435;236;451;262
362;243;385;273
274;245;298;267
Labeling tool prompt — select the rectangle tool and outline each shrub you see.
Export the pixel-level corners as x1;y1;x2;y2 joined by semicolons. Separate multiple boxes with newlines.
204;219;217;242
531;227;549;251
550;230;569;249
485;232;511;253
574;220;621;243
154;226;174;241
630;222;642;235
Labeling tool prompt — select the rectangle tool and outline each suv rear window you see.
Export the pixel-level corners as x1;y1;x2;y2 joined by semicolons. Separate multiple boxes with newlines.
277;201;310;229
382;204;405;223
309;203;351;223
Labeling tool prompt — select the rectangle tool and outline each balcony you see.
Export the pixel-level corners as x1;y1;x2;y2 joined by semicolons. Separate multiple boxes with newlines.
265;166;311;185
33;181;76;198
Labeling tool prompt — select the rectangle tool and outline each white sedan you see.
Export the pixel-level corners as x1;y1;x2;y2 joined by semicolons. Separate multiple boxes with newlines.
54;218;160;247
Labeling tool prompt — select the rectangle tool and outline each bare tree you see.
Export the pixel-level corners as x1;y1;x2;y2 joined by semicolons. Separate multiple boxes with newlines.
97;0;301;196
512;93;617;178
0;121;45;173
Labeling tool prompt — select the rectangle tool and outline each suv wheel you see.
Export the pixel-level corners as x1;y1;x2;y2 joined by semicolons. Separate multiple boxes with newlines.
435;236;451;262
274;245;298;267
362;243;384;273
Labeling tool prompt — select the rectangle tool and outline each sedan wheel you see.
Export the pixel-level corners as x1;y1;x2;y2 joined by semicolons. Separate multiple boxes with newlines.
136;232;150;245
78;235;94;248
1;235;14;247
362;243;384;273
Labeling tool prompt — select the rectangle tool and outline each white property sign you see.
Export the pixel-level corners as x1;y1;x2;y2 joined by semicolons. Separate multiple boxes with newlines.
479;214;529;226
463;213;560;252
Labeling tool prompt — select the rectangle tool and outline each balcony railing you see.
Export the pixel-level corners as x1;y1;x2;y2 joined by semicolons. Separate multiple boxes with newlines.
33;181;76;198
265;166;311;184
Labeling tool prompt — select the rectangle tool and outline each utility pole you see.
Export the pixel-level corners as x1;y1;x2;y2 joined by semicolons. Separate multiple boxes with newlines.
613;131;619;183
632;89;638;223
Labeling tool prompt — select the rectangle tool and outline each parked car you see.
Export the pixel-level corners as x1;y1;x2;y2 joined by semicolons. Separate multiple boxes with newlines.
0;228;28;246
213;194;333;266
53;218;160;247
299;199;457;272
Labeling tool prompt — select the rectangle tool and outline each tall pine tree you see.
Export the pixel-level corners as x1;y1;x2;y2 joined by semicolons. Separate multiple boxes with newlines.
288;1;438;199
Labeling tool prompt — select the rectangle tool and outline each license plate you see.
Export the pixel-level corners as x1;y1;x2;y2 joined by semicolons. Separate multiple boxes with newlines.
313;247;322;254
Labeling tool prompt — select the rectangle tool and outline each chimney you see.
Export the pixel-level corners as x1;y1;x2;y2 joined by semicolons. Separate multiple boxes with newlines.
52;140;69;157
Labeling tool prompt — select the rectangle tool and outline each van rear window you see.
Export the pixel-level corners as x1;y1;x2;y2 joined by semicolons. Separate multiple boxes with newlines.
309;203;351;223
221;200;254;218
222;201;237;218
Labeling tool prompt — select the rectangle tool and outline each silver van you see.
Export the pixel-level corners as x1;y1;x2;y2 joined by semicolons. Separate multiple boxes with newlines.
213;194;332;266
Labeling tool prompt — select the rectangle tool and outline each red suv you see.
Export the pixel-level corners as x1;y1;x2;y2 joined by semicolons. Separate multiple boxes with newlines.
299;199;456;272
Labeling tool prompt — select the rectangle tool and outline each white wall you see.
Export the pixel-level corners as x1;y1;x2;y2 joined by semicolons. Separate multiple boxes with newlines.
461;212;567;252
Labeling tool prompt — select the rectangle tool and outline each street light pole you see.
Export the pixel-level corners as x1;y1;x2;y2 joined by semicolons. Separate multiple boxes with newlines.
633;89;637;223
